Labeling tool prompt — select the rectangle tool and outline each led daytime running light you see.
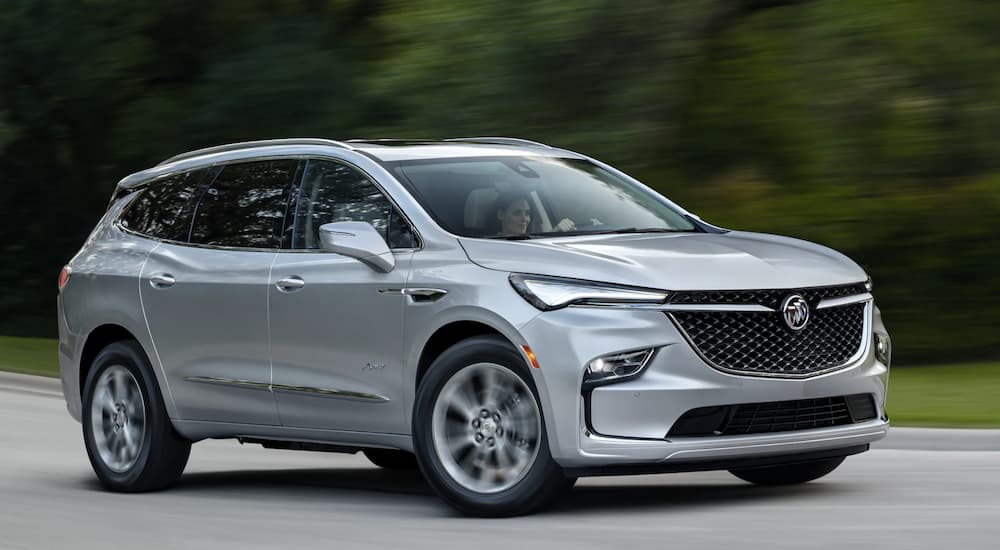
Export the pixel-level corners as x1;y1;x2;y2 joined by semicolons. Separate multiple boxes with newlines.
510;274;668;311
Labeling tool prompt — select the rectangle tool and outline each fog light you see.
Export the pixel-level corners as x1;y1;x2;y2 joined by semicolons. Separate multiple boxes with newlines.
874;333;891;365
584;349;654;387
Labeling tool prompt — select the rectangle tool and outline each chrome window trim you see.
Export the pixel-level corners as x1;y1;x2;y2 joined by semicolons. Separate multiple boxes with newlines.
118;151;321;193
116;220;419;255
114;152;424;253
668;301;873;380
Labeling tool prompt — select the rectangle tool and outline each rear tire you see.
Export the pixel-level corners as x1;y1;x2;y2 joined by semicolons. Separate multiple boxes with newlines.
729;456;846;486
82;341;190;492
413;335;575;517
364;449;418;470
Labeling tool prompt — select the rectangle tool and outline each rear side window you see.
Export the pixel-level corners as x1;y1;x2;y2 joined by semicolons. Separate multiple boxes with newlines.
190;160;299;249
292;159;415;249
119;169;207;241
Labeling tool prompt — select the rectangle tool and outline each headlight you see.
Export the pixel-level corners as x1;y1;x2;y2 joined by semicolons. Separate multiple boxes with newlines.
509;274;668;311
874;333;891;365
584;348;655;387
865;276;874;292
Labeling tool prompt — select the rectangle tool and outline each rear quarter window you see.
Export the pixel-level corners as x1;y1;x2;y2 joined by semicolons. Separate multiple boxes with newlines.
119;169;208;241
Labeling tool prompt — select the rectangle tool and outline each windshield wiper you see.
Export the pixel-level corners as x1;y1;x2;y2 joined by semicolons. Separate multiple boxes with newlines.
487;234;534;240
485;227;695;240
607;227;697;235
527;227;697;238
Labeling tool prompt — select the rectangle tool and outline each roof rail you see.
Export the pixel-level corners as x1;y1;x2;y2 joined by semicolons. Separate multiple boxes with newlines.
158;138;355;166
344;138;426;143
444;137;553;149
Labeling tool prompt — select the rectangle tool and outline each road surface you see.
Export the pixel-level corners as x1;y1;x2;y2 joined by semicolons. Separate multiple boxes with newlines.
1;373;998;550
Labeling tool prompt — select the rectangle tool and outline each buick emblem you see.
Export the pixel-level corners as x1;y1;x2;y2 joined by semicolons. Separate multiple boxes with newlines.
781;294;810;331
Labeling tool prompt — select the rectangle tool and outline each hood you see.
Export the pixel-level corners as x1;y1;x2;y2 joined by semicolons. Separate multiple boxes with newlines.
458;231;866;291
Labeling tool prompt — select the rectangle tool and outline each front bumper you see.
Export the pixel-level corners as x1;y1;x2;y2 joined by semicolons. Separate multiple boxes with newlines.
518;304;890;468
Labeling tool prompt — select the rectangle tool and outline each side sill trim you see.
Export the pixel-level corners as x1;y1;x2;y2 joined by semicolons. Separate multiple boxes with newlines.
184;376;391;402
184;376;271;391
271;383;390;402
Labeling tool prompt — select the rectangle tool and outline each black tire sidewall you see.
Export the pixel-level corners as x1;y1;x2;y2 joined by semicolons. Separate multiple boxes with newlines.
412;335;568;516
81;341;176;491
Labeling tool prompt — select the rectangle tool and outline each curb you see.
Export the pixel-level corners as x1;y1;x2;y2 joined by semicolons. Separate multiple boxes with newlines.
876;427;1000;452
0;371;63;399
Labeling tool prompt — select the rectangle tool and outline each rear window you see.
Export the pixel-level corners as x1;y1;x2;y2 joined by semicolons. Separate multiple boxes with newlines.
189;159;299;249
119;169;208;241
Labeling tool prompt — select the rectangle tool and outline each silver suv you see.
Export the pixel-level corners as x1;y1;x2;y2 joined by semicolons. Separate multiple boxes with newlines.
58;138;891;516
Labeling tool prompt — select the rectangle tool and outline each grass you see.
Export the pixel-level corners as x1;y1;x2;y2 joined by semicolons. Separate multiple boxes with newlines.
886;362;1000;428
1;335;997;428
0;336;59;377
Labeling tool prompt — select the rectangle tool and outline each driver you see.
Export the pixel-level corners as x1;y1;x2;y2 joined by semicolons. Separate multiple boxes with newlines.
495;192;575;235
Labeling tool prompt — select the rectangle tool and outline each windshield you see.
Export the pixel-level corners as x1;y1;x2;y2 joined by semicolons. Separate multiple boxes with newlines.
390;156;697;239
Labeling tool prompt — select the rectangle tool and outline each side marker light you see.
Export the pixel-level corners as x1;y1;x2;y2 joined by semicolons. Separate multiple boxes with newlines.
521;345;540;369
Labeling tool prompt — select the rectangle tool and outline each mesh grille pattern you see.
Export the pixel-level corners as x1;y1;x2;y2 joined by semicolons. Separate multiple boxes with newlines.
726;396;852;434
668;394;877;437
671;302;866;376
669;283;867;309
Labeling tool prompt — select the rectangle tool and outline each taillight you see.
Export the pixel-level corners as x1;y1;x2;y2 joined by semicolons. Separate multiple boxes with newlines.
58;265;72;290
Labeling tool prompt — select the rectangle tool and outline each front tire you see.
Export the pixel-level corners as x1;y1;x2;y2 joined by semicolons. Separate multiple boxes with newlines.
82;341;190;492
412;335;574;517
729;456;846;486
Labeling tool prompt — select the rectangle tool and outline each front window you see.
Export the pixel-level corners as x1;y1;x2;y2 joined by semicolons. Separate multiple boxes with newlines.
291;159;416;249
390;157;696;238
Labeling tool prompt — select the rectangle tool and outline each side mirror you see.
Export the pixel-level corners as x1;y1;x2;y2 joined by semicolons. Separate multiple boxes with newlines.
318;222;395;273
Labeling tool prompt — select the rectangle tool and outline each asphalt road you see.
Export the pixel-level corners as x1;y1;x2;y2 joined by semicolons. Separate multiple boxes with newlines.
2;374;999;550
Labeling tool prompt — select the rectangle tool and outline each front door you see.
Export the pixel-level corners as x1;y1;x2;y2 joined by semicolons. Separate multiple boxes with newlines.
269;158;417;434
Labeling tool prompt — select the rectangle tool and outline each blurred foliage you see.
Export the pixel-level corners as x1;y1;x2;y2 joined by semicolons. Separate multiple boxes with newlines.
1;0;997;363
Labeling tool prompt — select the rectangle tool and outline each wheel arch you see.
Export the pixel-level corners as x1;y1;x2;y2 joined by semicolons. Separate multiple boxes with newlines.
415;320;510;389
79;324;143;397
406;310;558;450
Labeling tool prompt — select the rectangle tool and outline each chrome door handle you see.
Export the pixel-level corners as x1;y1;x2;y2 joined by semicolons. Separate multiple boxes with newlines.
149;273;175;289
276;276;305;292
401;288;448;302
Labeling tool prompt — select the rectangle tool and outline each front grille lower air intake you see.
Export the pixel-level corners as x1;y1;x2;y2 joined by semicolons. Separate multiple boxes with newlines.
668;283;868;377
668;394;878;437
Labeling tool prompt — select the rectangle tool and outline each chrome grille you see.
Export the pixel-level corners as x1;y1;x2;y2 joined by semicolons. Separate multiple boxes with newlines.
669;282;867;310
670;300;867;377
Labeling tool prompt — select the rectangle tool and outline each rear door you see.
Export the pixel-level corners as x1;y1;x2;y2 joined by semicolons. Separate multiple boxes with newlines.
269;158;416;434
139;159;300;424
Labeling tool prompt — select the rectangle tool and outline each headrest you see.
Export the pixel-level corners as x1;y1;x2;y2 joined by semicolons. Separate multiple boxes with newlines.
463;188;499;231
